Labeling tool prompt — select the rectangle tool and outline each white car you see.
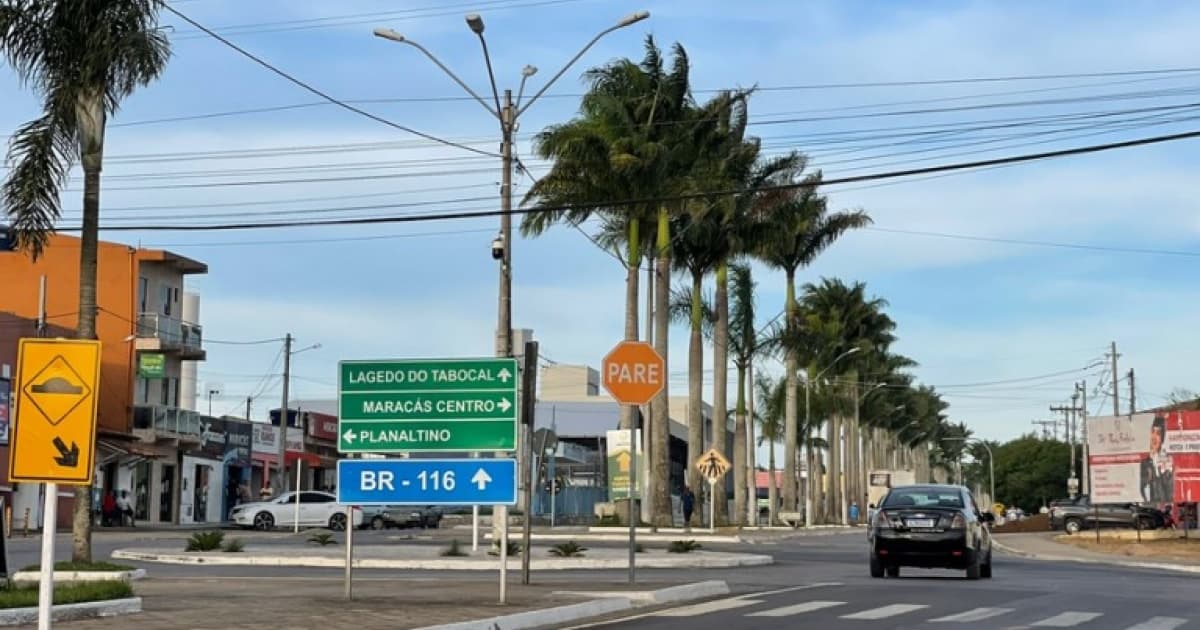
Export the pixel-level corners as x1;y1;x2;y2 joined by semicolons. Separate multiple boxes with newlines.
230;491;363;531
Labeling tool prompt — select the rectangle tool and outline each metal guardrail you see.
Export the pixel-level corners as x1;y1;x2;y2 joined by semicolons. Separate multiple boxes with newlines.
136;312;203;350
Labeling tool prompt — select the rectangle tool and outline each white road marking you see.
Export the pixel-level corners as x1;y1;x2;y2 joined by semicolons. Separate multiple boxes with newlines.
1031;611;1104;627
747;600;845;617
930;607;1016;622
654;599;763;617
1124;618;1189;630
841;603;929;620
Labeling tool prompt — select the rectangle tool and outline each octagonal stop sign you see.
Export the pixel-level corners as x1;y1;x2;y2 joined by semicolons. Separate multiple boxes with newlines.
601;341;665;405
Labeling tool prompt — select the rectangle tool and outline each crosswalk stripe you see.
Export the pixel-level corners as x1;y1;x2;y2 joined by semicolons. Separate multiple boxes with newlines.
1124;617;1189;630
929;607;1015;622
654;598;763;617
1031;611;1104;627
841;604;929;620
747;601;846;617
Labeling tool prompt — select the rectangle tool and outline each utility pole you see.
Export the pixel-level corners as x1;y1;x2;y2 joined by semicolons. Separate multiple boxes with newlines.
1078;380;1089;495
1128;368;1136;416
245;396;252;422
1032;420;1056;440
274;333;293;495
1110;341;1120;416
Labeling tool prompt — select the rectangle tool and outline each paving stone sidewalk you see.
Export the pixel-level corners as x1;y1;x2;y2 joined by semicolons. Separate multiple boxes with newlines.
62;576;677;630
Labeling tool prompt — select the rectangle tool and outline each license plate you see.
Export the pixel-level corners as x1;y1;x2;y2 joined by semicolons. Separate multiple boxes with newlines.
906;519;935;528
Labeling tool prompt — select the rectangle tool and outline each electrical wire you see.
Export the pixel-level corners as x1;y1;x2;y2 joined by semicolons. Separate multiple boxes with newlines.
160;4;500;158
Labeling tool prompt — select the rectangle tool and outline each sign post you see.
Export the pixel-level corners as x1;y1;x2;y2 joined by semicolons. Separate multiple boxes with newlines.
9;339;102;630
696;448;731;530
601;341;665;585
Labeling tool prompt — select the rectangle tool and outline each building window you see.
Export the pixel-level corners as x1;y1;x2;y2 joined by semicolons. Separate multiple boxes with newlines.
138;277;148;313
136;377;149;403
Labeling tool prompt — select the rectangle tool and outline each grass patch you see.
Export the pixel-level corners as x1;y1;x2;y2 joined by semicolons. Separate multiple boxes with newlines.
440;539;468;557
20;561;133;573
667;540;703;554
221;538;245;553
185;531;224;552
0;581;133;609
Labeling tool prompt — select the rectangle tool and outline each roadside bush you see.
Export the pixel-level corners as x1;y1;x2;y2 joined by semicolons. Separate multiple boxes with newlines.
221;538;245;553
185;531;225;552
0;582;132;609
667;540;702;554
548;541;587;557
308;532;337;547
440;539;467;557
488;540;522;556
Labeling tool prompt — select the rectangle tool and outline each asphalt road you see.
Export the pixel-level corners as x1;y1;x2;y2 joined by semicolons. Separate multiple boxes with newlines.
572;533;1200;629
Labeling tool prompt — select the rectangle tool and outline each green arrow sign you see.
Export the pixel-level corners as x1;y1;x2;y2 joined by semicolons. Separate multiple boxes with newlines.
338;358;518;453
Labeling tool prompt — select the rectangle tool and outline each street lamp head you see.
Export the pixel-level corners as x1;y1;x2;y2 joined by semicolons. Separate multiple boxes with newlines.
373;27;405;43
521;65;538;77
617;10;650;27
465;14;485;34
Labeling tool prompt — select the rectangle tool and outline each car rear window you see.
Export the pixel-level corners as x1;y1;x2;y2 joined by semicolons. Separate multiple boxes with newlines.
883;488;964;509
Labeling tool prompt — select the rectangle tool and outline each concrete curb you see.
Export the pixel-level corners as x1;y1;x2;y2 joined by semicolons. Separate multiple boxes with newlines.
485;532;744;544
112;549;773;570
992;538;1200;575
11;568;146;585
0;597;142;626
414;581;729;630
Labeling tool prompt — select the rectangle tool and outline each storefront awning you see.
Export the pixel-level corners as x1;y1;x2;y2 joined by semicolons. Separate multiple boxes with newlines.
97;438;170;466
285;451;321;467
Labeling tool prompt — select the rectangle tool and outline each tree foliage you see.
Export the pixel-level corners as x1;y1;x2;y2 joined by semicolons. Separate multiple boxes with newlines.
993;435;1074;512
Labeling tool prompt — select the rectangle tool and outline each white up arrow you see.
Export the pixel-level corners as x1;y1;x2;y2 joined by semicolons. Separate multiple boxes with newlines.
497;368;512;383
497;397;512;412
342;429;356;444
471;468;493;491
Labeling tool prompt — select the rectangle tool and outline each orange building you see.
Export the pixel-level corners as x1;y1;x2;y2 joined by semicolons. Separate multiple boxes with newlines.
1;231;207;526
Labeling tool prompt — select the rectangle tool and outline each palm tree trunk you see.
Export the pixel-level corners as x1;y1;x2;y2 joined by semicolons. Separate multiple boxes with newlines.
782;268;799;515
712;262;729;525
73;163;101;563
687;270;704;519
827;413;839;524
767;439;778;526
619;219;641;432
733;363;747;527
651;209;672;526
745;356;756;525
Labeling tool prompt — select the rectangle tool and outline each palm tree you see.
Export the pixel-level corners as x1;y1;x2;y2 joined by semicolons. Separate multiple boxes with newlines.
726;263;757;524
755;375;785;525
0;0;171;563
753;168;871;516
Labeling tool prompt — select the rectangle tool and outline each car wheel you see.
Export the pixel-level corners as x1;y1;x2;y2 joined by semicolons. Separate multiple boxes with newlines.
329;512;348;531
980;551;993;579
253;511;275;531
1137;516;1154;530
886;566;900;578
371;516;385;530
869;555;885;578
966;552;982;580
1064;518;1083;535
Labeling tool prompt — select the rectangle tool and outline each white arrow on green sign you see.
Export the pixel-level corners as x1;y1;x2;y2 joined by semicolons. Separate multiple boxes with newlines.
338;358;518;453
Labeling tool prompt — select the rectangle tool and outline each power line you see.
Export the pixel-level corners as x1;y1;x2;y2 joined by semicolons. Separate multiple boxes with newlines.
160;4;499;158
52;127;1200;232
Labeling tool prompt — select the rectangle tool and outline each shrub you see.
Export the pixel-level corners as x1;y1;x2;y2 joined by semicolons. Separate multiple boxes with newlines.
185;531;224;552
667;540;702;554
221;538;245;553
308;532;337;547
21;561;133;573
635;543;646;553
440;539;467;557
548;541;587;557
487;540;522;556
0;582;133;609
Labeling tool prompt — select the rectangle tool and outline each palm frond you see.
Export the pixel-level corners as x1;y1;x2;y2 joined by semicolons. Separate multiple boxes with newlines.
2;112;73;256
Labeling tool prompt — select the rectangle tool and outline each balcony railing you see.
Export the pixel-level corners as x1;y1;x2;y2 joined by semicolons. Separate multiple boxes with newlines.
136;312;203;350
133;404;202;437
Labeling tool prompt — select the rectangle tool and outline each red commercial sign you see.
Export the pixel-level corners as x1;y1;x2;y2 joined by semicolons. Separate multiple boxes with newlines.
307;411;339;441
601;341;665;406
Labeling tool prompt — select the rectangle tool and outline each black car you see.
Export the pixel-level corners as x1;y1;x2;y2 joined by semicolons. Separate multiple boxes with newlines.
868;484;995;580
1048;495;1164;534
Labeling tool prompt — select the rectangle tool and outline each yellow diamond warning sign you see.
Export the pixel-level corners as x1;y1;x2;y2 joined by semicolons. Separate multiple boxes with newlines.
10;339;101;485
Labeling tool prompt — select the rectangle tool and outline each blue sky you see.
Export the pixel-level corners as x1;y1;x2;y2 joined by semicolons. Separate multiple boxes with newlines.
4;0;1200;444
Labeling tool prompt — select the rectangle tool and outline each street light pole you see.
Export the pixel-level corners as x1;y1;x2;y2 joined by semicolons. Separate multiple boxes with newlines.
803;347;860;528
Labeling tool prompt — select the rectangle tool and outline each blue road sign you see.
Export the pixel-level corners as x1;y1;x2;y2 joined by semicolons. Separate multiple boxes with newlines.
336;458;517;506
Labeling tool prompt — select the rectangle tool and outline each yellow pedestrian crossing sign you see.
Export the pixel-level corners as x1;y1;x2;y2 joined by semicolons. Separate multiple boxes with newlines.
695;448;730;484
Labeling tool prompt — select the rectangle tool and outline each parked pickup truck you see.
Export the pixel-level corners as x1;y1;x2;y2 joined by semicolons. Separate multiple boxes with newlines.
1048;495;1165;534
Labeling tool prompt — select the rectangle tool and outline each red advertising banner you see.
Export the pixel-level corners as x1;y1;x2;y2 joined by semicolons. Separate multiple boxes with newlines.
307;411;339;441
1088;412;1200;504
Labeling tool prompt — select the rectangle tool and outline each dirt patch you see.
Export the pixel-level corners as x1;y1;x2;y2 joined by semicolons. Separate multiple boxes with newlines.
992;513;1050;533
1057;535;1200;564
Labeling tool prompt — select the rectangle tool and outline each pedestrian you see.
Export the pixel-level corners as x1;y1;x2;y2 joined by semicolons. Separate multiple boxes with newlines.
849;500;860;525
117;490;135;527
681;485;695;528
101;491;117;527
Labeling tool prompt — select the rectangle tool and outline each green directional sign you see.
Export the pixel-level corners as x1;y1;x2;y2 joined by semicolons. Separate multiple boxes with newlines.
338;358;518;453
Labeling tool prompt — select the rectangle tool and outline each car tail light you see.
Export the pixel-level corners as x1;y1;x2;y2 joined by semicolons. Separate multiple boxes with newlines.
950;513;966;530
874;509;892;529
